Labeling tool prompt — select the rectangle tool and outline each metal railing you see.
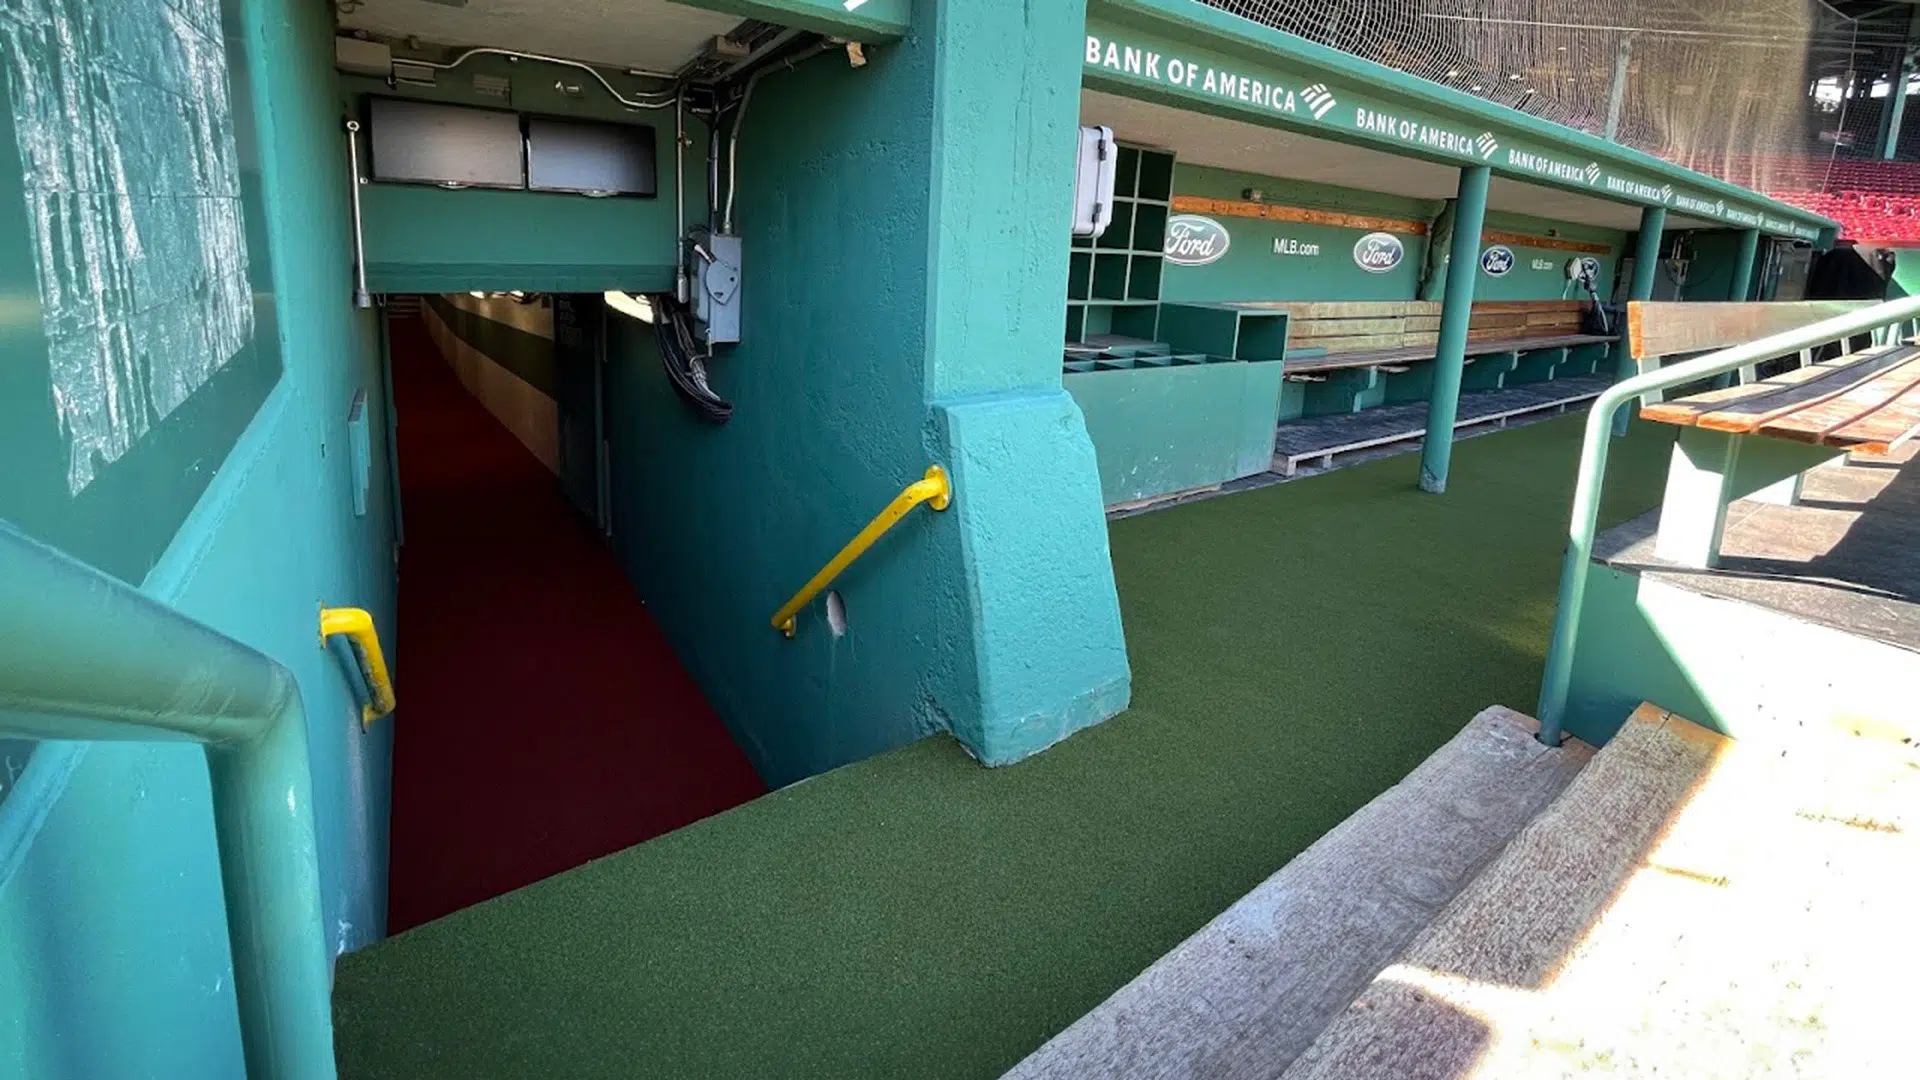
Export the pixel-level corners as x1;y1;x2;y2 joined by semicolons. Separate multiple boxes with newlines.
1535;295;1920;746
0;523;335;1080
771;465;951;637
320;606;396;729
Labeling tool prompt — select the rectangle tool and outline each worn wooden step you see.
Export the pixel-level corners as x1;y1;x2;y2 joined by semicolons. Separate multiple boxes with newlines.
1278;704;1731;1080
1002;707;1593;1080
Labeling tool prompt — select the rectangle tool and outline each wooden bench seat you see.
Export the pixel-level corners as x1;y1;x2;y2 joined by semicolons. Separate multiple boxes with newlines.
1273;299;1614;374
1627;301;1920;569
1640;344;1920;454
1284;332;1615;374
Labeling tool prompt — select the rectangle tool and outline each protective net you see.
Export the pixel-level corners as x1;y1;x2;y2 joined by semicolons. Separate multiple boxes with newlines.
1200;0;1875;194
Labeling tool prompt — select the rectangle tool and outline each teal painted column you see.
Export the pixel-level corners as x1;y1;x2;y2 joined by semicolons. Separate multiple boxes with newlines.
1417;164;1491;494
1611;205;1666;436
1729;228;1761;301
922;0;1131;763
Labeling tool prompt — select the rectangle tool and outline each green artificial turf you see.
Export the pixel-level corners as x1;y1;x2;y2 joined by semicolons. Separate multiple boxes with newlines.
332;416;1677;1080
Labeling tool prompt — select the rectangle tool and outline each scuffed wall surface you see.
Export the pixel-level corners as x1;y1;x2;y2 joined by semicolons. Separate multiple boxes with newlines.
0;0;253;492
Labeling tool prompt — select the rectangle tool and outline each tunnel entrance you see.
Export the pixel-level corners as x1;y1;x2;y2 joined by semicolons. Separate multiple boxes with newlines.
382;294;763;932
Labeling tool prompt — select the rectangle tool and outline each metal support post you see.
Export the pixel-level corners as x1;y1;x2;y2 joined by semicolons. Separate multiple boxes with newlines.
1611;205;1666;437
1418;164;1491;494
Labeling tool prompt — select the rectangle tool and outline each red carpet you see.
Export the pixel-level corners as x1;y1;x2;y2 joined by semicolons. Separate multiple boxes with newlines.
385;312;765;934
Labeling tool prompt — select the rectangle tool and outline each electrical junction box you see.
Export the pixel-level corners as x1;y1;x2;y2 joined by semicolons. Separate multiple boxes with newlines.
335;36;392;78
695;233;742;344
1070;125;1117;238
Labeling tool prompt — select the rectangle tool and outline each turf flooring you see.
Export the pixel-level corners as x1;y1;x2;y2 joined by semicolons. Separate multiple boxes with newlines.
331;414;1677;1080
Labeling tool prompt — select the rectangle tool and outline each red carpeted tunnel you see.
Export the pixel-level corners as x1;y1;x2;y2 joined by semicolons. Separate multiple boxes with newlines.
383;307;765;934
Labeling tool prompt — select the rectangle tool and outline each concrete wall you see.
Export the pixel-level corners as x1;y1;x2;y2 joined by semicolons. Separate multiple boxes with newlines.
0;1;396;1076
601;0;1129;786
1562;563;1920;746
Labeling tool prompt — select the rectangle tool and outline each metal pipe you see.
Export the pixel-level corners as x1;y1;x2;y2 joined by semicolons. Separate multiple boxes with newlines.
415;47;677;109
771;466;952;637
1729;229;1762;302
1611;205;1666;436
723;42;835;235
675;91;688;305
1418;165;1491;494
1534;294;1920;745
345;120;371;309
0;523;335;1080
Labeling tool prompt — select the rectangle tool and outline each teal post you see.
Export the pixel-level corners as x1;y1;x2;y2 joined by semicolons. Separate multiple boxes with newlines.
0;524;335;1080
1611;205;1666;436
1729;228;1761;301
1418;164;1491;494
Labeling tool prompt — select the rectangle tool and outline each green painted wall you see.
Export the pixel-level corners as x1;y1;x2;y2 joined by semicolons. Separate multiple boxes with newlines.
1473;209;1625;303
603;0;1128;784
344;60;707;295
0;1;396;1076
1562;563;1920;746
1160;165;1625;306
1161;166;1432;302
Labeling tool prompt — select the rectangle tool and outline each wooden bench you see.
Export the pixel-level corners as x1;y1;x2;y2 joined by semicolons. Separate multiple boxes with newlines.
1272;299;1615;375
1632;301;1920;568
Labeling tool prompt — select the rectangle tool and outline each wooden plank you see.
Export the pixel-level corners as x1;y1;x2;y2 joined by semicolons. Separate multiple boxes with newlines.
1822;385;1920;451
1315;333;1414;353
1640;361;1850;426
1474;300;1583;315
1692;347;1920;435
1168;195;1429;236
1627;301;1872;361
1288;317;1414;339
1755;354;1920;450
1004;708;1593;1080
1479;229;1612;255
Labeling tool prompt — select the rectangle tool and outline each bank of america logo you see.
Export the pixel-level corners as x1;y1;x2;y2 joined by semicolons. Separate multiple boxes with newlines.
1474;132;1499;159
1302;83;1337;120
1583;162;1602;184
1659;184;1674;202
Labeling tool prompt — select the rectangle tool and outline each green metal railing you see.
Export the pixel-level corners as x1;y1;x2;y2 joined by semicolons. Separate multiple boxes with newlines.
0;523;334;1080
1535;295;1920;746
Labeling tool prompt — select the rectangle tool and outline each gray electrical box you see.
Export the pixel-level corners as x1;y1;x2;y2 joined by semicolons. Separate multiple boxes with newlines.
695;234;742;344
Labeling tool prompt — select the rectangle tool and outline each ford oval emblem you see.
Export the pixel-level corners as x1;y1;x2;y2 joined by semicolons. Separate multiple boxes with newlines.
1480;245;1515;277
1353;231;1404;274
1164;215;1231;266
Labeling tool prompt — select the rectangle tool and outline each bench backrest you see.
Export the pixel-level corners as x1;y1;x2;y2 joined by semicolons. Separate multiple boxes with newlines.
1627;301;1874;361
1264;299;1589;355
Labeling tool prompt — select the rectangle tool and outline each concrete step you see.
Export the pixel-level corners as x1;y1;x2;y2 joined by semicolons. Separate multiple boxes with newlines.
1278;702;1920;1079
1002;706;1594;1080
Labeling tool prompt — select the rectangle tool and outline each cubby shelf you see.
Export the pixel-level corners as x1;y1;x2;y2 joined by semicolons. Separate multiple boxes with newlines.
1064;145;1175;346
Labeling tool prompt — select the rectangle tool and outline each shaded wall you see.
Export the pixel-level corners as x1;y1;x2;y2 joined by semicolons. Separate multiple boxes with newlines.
421;294;562;472
0;1;396;1076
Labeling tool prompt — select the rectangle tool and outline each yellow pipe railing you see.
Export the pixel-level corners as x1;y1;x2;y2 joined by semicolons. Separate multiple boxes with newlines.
772;465;952;637
319;606;396;729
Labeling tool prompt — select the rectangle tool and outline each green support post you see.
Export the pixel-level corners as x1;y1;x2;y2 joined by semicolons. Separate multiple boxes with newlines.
1418;164;1491;494
1729;228;1761;302
1611;205;1666;437
0;524;335;1080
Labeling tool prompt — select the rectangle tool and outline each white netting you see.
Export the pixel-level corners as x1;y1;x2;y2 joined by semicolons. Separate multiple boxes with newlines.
1201;0;1865;193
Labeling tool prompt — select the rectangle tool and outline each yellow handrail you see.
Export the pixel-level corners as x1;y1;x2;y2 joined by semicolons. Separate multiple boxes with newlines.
772;465;952;637
319;606;397;729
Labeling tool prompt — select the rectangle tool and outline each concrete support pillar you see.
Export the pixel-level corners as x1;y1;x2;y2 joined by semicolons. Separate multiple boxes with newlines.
1418;164;1491;494
1885;11;1920;160
1729;228;1761;302
1611;205;1666;437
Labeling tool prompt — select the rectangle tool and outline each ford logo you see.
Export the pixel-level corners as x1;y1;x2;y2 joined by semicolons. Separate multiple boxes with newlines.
1164;215;1231;266
1352;231;1404;274
1480;245;1515;277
